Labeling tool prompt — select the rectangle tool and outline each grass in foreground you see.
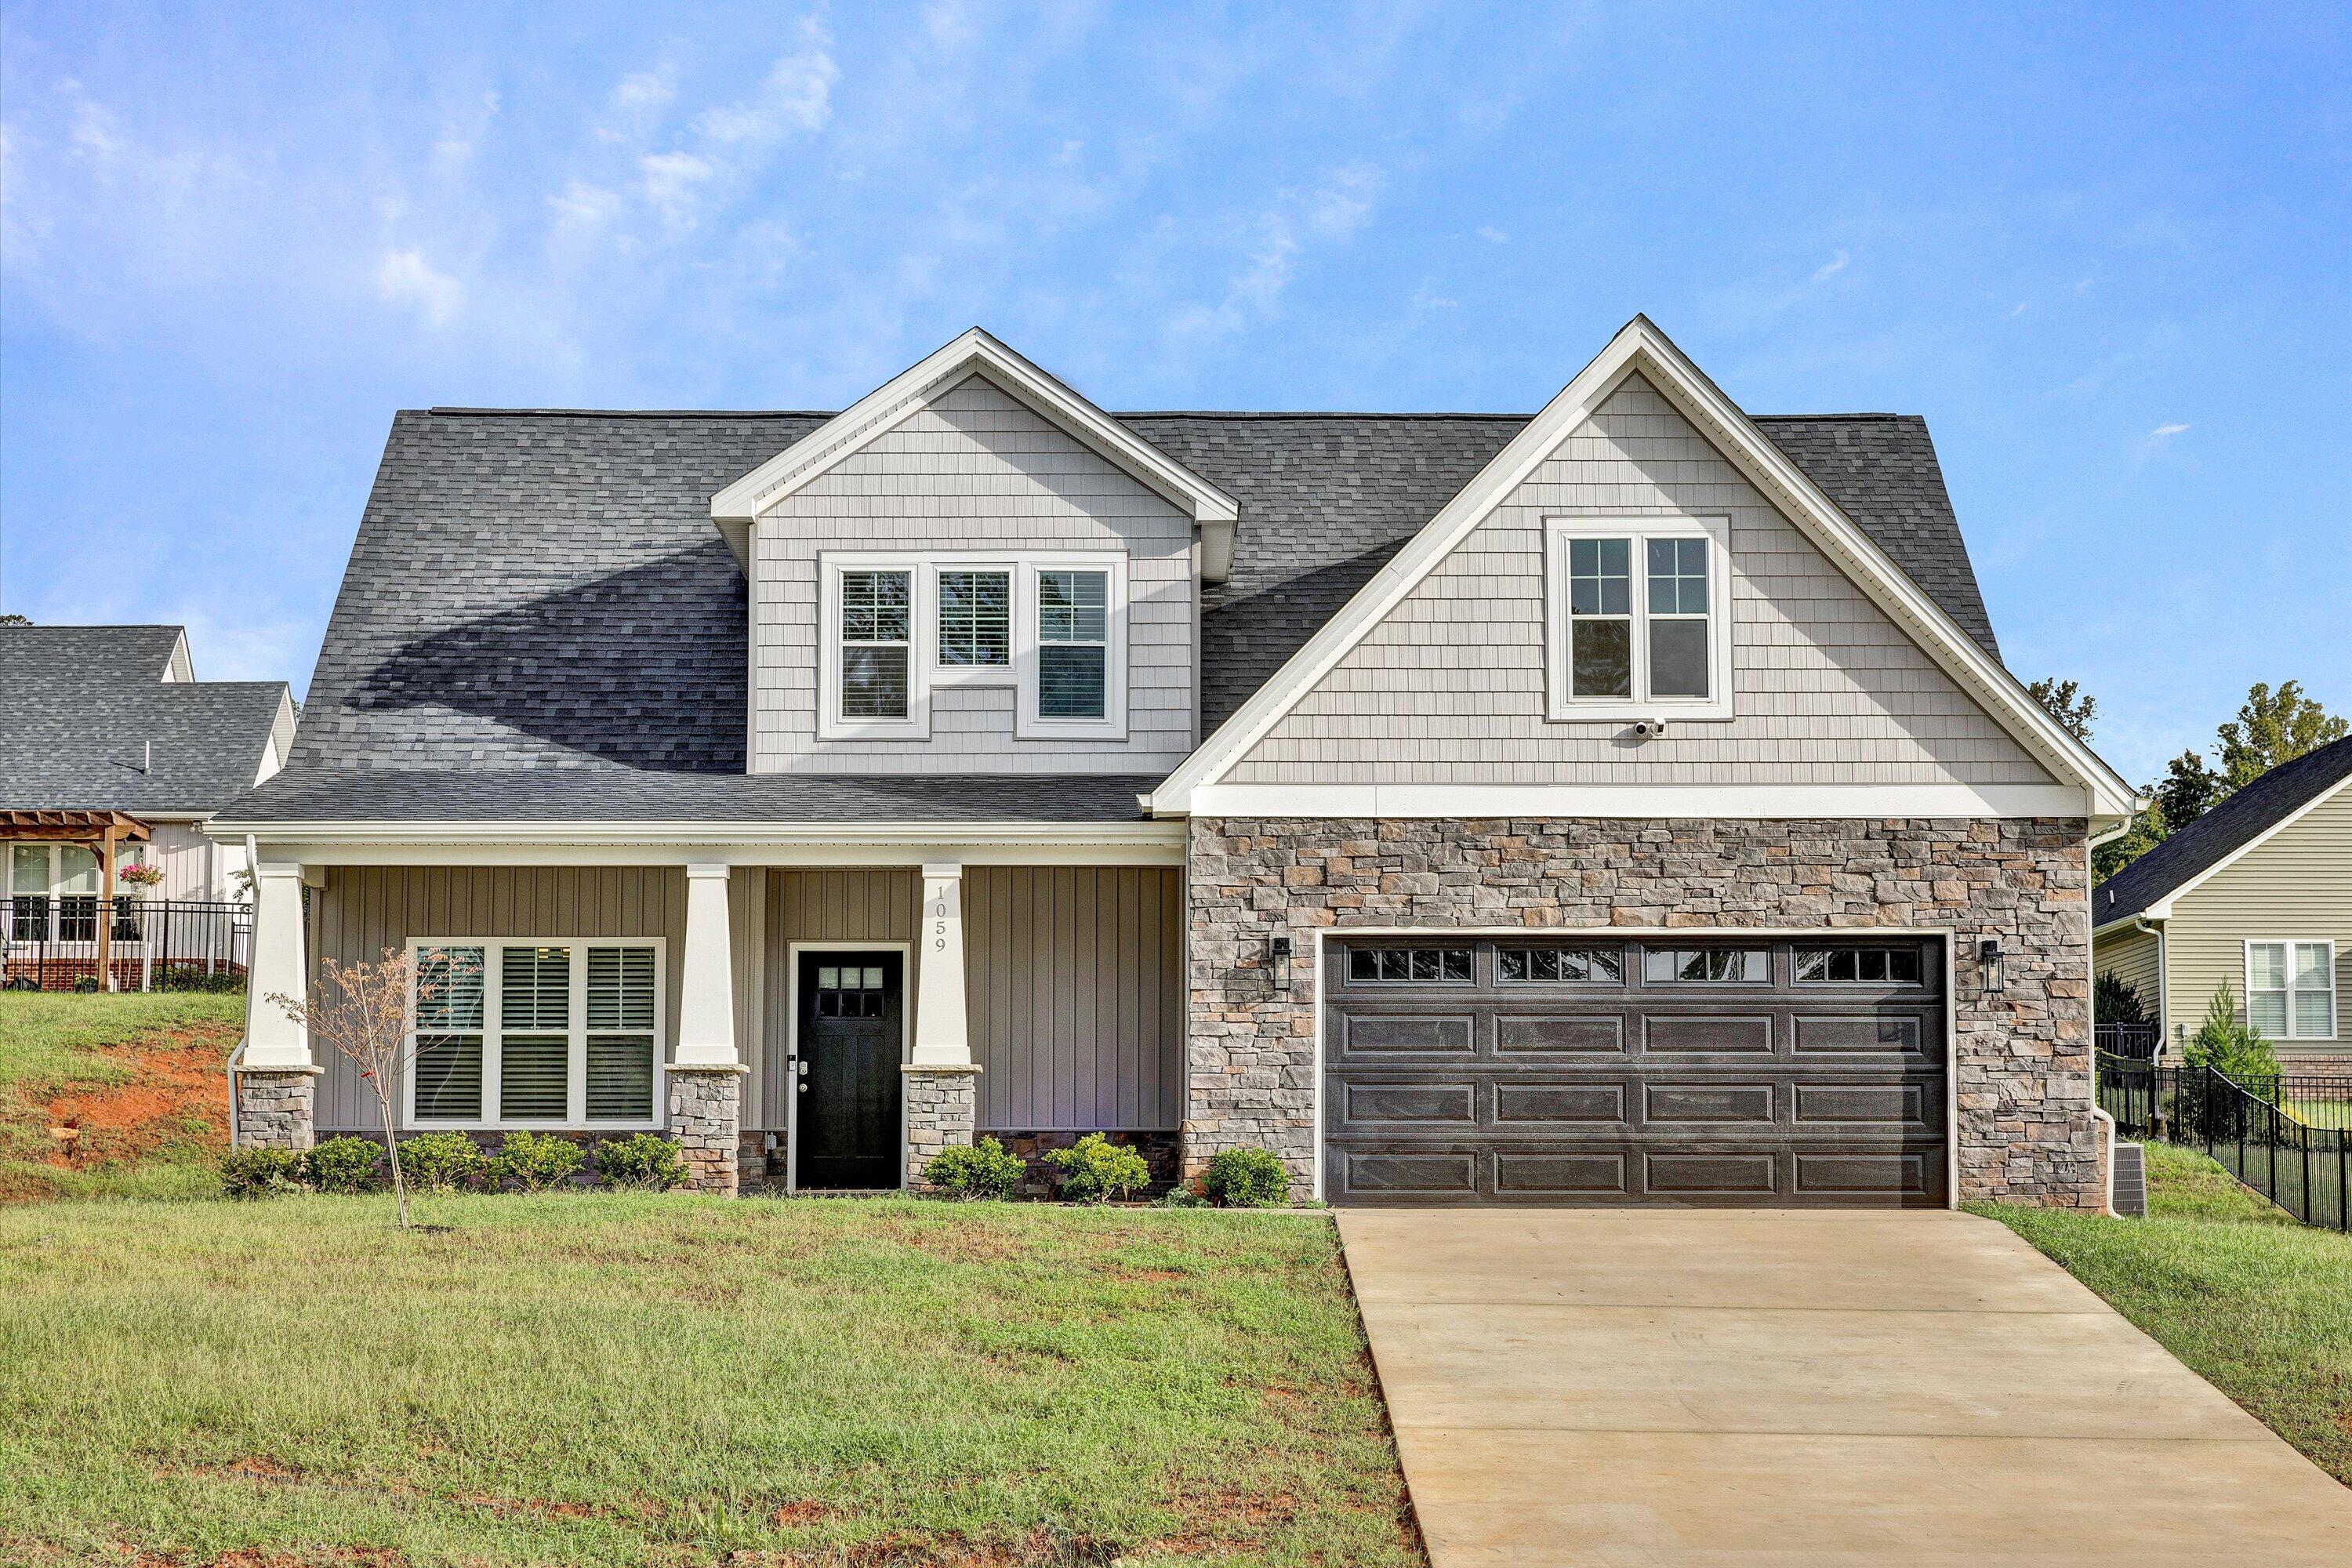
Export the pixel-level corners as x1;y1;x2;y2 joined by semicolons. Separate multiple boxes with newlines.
0;1192;1420;1566
1976;1141;2352;1483
0;993;245;1200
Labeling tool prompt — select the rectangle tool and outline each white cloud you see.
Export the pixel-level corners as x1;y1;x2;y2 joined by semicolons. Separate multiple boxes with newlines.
1171;163;1385;342
549;179;623;227
600;67;678;142
1812;249;1851;282
2146;422;2190;444
1476;225;1508;244
638;150;715;223
696;24;838;144
375;247;463;326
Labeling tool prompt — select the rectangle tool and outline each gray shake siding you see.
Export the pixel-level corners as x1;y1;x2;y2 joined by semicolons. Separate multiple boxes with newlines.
750;374;1197;775
1228;374;2053;787
308;866;688;1132
1185;815;2101;1209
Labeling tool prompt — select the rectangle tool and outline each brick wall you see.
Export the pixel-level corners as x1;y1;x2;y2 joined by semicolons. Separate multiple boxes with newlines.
1185;815;2100;1208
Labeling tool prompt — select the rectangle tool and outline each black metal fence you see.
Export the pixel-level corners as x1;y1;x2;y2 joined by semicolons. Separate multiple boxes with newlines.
2098;1052;2350;1232
2093;1022;2160;1060
2;896;251;992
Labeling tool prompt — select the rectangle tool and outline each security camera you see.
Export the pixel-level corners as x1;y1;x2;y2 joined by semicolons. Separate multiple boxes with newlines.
1632;719;1670;740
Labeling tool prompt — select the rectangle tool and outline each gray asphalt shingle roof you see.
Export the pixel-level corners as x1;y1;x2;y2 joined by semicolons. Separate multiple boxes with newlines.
2094;735;2352;927
1;625;289;814
225;392;2005;826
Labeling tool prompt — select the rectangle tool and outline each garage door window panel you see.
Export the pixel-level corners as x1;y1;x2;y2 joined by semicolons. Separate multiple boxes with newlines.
1795;946;1923;985
1346;946;1473;985
1644;947;1769;984
1498;946;1624;984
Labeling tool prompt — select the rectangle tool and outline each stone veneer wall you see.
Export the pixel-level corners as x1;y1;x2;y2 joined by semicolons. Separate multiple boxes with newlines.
1185;816;2100;1208
234;1069;318;1151
666;1068;745;1196
902;1066;982;1190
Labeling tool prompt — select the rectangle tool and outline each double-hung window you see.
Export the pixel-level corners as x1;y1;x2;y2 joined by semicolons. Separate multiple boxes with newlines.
1546;517;1731;720
2246;941;2336;1041
408;939;662;1127
821;551;1127;741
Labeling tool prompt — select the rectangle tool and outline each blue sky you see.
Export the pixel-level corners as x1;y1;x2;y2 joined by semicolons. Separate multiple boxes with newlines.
2;2;2345;782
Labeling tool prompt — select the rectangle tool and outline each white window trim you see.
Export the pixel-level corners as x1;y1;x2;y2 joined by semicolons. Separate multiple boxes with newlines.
402;937;668;1131
1015;552;1129;742
929;559;1019;688
2244;938;2338;1042
818;556;928;741
7;841;146;899
818;549;1128;742
1541;515;1734;722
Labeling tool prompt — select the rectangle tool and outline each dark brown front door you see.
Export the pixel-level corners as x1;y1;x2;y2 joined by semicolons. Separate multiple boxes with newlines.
796;951;903;1190
1323;936;1948;1207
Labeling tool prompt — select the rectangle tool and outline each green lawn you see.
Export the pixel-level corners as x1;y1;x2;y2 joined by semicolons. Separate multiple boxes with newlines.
0;993;245;1200
0;1193;1421;1566
1978;1141;2352;1484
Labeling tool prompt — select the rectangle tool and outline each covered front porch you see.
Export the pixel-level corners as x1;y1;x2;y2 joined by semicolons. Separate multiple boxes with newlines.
227;829;1186;1195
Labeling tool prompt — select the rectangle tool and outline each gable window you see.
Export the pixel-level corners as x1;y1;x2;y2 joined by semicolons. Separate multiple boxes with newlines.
821;553;1127;742
839;569;913;720
937;569;1011;670
1036;569;1109;720
2247;942;2336;1040
408;939;662;1127
1545;517;1732;720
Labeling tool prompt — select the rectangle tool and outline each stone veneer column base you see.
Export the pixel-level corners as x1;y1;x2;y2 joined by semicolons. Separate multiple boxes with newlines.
902;1065;982;1191
666;1065;747;1195
234;1066;319;1151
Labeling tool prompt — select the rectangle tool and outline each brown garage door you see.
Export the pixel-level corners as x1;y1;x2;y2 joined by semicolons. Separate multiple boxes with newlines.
1323;935;1947;1207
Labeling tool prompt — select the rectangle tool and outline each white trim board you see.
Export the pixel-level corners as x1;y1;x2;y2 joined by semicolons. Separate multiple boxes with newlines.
1147;315;2140;822
710;328;1238;575
1186;782;2096;820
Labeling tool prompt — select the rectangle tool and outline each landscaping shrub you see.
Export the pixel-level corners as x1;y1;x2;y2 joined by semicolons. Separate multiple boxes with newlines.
2184;982;2281;1082
924;1136;1025;1200
219;1145;307;1198
1201;1147;1290;1207
1156;1182;1208;1208
489;1130;584;1192
305;1136;384;1193
158;966;245;994
593;1132;689;1191
2094;971;2148;1029
1044;1133;1150;1204
399;1131;488;1192
72;976;99;993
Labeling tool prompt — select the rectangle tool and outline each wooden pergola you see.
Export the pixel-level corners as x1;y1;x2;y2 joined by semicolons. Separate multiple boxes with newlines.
1;810;153;990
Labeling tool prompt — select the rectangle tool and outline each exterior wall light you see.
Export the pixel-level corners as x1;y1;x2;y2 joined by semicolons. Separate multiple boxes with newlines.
1268;934;1294;990
1978;938;2004;996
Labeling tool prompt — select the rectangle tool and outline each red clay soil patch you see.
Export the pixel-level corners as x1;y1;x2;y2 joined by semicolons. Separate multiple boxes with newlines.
14;1023;238;1189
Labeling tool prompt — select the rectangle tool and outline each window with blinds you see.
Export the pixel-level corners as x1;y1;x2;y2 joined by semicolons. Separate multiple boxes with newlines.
408;941;662;1127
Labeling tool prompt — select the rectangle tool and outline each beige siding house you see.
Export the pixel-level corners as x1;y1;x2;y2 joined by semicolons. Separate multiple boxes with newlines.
209;320;2140;1210
2093;737;2352;1070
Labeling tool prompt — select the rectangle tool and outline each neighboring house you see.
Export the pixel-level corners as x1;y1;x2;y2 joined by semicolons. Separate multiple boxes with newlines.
2093;735;2351;1073
209;318;2137;1207
1;623;296;900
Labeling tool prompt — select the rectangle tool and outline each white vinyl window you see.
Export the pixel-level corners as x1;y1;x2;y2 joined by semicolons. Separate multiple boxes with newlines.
408;939;663;1127
1545;517;1733;720
2246;941;2336;1041
821;551;1127;742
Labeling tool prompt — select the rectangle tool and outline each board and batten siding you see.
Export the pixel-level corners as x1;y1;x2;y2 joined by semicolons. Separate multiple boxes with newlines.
2163;783;2352;1057
2093;924;2162;1025
307;866;691;1132
755;866;1183;1134
1225;372;2055;788
749;373;1196;776
759;869;922;1131
965;866;1183;1132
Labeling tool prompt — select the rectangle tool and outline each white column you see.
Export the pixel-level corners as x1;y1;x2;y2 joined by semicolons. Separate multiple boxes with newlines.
674;862;739;1067
244;862;312;1069
910;861;971;1066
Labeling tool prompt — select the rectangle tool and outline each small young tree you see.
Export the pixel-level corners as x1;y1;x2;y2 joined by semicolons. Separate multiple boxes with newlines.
270;946;470;1229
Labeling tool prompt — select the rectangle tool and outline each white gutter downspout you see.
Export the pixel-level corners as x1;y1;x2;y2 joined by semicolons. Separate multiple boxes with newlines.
225;833;260;1149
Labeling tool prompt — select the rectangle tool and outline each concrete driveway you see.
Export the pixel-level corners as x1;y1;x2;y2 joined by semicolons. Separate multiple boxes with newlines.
1339;1208;2351;1566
